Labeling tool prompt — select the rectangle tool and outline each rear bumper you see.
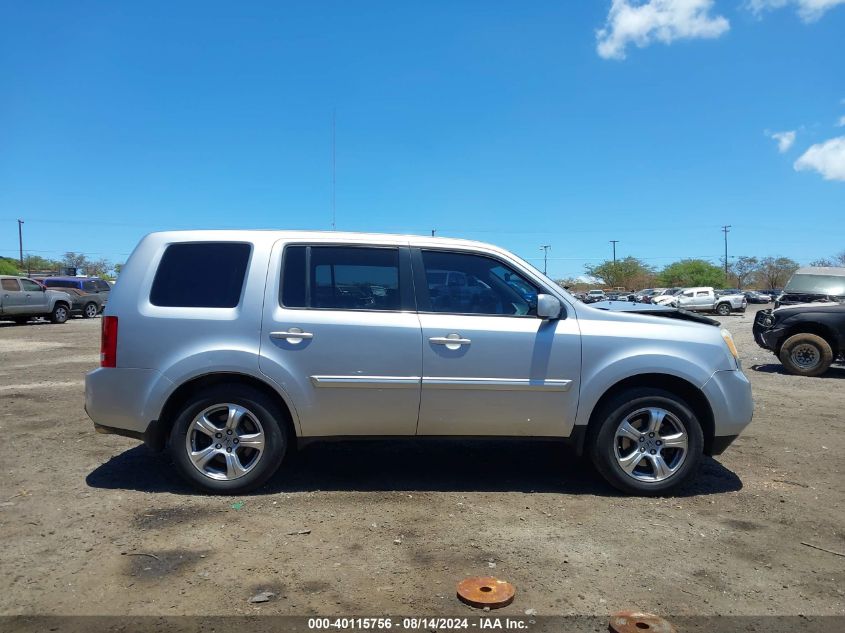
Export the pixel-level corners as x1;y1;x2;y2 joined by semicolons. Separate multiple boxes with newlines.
85;367;173;434
702;369;754;443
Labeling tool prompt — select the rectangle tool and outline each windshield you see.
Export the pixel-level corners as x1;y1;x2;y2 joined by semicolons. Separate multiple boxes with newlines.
784;273;845;295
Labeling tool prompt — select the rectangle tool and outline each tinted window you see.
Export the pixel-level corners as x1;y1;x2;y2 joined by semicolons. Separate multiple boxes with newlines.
150;242;251;308
421;250;538;316
281;246;400;311
1;278;20;291
20;279;42;292
94;279;111;291
44;279;73;289
83;281;98;292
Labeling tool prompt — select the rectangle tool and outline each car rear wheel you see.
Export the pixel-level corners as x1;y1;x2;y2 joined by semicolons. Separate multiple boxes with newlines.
83;302;99;318
779;333;833;377
169;384;289;494
589;388;704;495
50;304;69;324
716;302;731;316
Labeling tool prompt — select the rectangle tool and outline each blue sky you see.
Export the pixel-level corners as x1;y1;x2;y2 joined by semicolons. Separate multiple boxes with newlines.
1;0;843;278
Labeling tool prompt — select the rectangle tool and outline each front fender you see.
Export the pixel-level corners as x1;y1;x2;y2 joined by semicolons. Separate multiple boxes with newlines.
574;352;723;428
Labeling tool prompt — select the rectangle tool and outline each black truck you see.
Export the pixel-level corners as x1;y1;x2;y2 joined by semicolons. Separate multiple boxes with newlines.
753;303;845;376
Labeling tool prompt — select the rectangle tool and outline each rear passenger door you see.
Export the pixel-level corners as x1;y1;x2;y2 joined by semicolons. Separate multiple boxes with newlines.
259;242;422;437
1;278;26;314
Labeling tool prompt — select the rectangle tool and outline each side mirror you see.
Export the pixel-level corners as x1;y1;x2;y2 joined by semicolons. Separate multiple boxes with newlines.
536;294;561;320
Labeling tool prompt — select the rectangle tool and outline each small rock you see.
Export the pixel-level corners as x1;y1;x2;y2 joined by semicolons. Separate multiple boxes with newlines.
393;539;402;545
249;590;276;603
524;609;537;616
487;562;496;568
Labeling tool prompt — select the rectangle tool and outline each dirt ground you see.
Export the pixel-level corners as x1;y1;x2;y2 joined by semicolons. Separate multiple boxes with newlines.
1;305;843;618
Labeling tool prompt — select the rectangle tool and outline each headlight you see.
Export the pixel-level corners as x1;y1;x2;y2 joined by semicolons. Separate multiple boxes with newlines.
762;315;774;327
721;328;739;360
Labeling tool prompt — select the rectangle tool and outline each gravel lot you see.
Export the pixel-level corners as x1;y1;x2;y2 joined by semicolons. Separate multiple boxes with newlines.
1;306;843;617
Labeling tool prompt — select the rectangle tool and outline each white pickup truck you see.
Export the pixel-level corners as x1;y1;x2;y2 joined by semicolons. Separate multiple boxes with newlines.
653;286;747;316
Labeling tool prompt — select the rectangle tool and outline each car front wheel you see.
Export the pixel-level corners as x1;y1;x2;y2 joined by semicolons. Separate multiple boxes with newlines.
50;304;69;324
779;333;833;377
83;302;99;318
590;388;704;495
169;384;288;494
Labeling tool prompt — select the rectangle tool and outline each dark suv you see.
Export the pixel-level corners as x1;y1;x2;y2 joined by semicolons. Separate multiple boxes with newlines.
753;304;845;376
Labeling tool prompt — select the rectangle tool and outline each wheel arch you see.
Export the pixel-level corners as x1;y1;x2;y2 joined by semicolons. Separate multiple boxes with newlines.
582;373;716;456
146;372;299;451
780;323;839;356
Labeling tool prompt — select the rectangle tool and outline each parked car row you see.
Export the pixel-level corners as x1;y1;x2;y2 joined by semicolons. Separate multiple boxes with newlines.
0;275;109;324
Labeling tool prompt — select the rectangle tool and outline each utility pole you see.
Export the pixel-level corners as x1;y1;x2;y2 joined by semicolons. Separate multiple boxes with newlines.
331;109;336;230
431;229;436;237
17;219;24;267
540;244;551;276
722;225;731;280
610;240;619;264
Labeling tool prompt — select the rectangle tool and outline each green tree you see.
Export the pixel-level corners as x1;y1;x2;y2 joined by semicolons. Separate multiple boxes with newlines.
728;256;759;289
658;259;725;288
757;256;800;289
584;257;655;290
0;256;21;275
22;254;62;274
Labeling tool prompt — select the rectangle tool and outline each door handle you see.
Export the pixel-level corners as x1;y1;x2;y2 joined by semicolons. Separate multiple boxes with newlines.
429;335;471;346
270;330;314;340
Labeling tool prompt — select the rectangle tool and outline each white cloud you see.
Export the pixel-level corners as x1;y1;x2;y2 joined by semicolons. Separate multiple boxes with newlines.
768;130;797;152
747;0;845;22
794;136;845;181
596;0;730;60
837;115;845;127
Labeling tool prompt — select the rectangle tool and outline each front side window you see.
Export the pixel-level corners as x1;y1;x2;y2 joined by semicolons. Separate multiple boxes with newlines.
1;278;20;291
20;279;41;292
420;250;538;316
150;242;251;308
282;246;401;311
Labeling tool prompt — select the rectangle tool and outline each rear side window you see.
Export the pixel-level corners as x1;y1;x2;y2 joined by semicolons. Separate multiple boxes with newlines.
2;278;20;291
150;242;251;308
281;246;400;311
83;281;98;292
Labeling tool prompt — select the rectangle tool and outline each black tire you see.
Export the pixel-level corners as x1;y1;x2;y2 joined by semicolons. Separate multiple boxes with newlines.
83;302;99;319
49;303;69;324
169;384;289;494
715;302;731;317
589;387;704;496
779;333;833;377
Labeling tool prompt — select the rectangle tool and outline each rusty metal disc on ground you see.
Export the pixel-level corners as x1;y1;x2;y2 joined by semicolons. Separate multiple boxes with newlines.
609;611;677;633
456;576;515;609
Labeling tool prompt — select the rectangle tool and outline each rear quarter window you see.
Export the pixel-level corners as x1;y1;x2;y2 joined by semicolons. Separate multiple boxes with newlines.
150;242;251;308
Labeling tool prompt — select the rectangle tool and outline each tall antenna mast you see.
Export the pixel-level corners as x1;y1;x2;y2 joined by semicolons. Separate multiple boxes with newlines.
331;109;336;230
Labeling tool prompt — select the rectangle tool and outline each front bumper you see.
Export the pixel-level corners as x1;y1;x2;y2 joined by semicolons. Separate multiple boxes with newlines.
752;310;782;352
85;367;173;435
702;369;754;443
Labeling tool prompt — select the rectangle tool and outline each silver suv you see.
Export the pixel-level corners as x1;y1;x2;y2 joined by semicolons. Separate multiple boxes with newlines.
85;231;753;495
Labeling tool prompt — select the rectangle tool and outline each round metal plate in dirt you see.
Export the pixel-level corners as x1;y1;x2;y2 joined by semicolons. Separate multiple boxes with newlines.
609;611;677;633
456;577;515;609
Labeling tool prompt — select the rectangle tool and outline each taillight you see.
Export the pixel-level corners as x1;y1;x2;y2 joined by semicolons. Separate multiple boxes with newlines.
100;316;118;368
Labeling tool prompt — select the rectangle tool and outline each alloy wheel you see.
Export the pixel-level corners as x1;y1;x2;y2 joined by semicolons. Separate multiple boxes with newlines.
614;407;688;483
185;403;266;481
